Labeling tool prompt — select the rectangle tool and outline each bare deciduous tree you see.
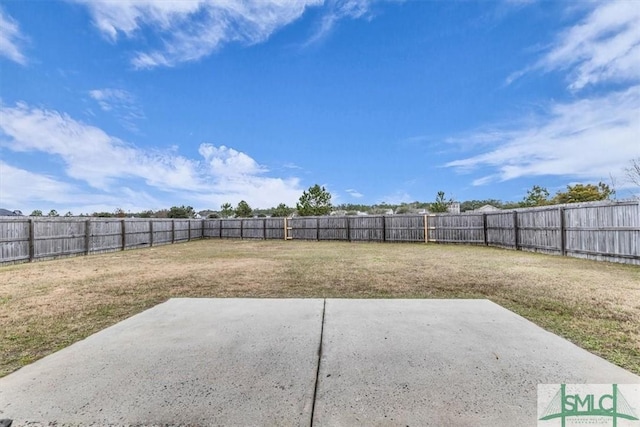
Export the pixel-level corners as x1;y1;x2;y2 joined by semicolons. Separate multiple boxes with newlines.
625;157;640;187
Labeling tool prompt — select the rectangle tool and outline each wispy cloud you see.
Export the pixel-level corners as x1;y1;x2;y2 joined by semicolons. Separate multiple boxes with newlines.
0;161;80;206
508;1;640;90
72;0;391;68
283;162;303;170
446;85;640;185
345;188;364;198
449;2;640;188
73;0;324;69
0;7;27;65
306;0;373;45
0;162;163;214
0;102;303;210
89;88;145;132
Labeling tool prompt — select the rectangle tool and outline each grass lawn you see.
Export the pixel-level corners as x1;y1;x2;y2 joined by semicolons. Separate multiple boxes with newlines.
1;239;638;377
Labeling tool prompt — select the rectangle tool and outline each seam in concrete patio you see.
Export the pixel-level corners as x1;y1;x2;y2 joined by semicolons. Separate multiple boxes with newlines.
309;298;326;427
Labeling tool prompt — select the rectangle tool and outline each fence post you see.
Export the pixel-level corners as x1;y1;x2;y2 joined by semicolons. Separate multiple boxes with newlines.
283;218;287;240
513;211;519;250
559;207;566;256
149;220;154;247
263;218;267;240
382;216;386;242
201;219;205;240
188;220;192;242
28;218;35;262
219;219;222;238
171;220;175;244
346;216;351;242
316;217;320;241
241;219;244;239
85;219;91;255
424;215;428;243
482;214;488;246
121;219;126;251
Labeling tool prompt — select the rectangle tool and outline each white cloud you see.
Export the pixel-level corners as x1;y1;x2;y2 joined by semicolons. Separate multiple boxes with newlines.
0;161;79;206
306;0;374;45
73;0;389;67
89;88;133;111
0;102;303;211
0;102;201;191
0;8;27;65
89;88;145;132
283;162;303;170
0;162;163;214
196;143;302;207
453;2;640;189
345;188;364;198
73;0;323;68
446;86;640;185
510;2;640;90
199;144;267;177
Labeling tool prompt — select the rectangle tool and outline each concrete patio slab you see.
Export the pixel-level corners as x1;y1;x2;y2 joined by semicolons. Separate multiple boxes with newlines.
0;298;324;426
312;299;640;426
1;298;638;426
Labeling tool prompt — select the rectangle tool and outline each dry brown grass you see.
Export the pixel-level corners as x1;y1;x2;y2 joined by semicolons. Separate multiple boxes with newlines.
1;239;639;377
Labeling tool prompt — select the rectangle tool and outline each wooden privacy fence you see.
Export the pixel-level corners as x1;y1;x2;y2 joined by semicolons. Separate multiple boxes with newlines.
1;200;638;265
425;200;639;265
0;218;205;264
203;215;427;242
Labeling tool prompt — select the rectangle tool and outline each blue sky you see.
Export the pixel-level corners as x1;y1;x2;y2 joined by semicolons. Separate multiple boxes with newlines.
1;0;639;214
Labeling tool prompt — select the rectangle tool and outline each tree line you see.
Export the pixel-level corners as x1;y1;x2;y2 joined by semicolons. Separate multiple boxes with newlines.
25;178;627;220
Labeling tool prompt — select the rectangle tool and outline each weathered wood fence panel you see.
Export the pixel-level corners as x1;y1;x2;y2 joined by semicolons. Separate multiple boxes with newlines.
350;216;384;242
385;216;425;242
203;219;222;238
515;208;561;254
564;203;639;264
242;219;266;239
0;219;29;263
428;214;484;244
88;220;122;254
289;217;319;240
486;212;517;249
33;219;86;259
125;220;151;249
265;218;285;239
152;220;173;245
173;220;189;242
319;217;348;240
221;219;242;239
1;201;638;265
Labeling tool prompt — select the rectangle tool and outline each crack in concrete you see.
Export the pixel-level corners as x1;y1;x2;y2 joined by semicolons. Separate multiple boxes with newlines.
309;298;326;427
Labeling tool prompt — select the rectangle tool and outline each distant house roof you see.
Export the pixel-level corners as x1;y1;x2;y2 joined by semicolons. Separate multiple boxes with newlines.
474;204;501;212
0;208;22;216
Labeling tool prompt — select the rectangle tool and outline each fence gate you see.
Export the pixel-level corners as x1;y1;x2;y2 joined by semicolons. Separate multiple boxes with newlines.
284;217;293;240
